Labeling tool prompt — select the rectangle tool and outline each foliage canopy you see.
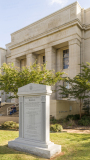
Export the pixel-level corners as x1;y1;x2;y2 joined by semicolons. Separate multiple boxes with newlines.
0;62;64;98
59;63;90;118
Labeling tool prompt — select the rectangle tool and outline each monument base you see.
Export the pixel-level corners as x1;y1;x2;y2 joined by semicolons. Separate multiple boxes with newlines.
8;138;61;159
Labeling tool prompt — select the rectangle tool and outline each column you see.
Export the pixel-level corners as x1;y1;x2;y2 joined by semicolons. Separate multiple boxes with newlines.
81;31;85;64
26;53;36;66
45;46;56;71
37;54;42;64
69;39;80;78
56;49;63;100
11;58;20;67
45;46;56;99
56;48;63;71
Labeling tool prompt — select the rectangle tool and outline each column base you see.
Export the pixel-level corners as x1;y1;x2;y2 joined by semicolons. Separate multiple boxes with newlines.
8;138;61;159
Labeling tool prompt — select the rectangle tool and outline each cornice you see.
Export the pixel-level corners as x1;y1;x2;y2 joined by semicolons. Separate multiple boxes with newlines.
9;19;90;50
76;1;82;8
9;19;83;50
6;42;11;47
0;47;6;51
84;24;90;30
85;7;90;12
11;2;79;36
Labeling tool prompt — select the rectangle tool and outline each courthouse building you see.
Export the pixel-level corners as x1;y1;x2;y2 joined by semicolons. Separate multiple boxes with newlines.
0;2;90;118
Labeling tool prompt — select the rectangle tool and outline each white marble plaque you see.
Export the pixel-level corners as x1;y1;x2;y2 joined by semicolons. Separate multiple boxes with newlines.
24;96;41;141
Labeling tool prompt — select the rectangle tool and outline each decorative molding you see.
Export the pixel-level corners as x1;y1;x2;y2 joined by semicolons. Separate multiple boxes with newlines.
85;7;90;12
9;19;83;50
8;21;90;51
0;48;6;51
69;38;80;46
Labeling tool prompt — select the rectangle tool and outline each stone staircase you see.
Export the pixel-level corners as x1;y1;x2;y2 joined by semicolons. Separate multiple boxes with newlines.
0;104;19;117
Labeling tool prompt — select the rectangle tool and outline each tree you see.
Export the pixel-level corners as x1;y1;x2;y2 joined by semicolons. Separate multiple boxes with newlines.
0;62;64;99
59;63;90;119
82;99;90;115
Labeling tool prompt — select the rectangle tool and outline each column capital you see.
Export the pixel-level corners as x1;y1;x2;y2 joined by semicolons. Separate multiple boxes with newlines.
26;51;33;56
26;53;36;66
11;58;20;67
69;38;81;46
11;58;19;63
45;46;56;53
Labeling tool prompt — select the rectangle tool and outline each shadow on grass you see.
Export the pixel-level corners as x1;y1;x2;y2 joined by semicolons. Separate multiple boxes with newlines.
0;144;43;159
0;128;18;131
1;141;90;160
0;144;23;154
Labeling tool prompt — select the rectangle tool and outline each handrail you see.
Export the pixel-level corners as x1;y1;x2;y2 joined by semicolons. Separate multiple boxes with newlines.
7;103;19;115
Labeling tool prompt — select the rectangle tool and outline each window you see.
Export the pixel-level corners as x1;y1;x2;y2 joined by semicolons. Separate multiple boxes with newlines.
62;82;69;98
64;81;69;89
43;56;45;64
63;49;69;69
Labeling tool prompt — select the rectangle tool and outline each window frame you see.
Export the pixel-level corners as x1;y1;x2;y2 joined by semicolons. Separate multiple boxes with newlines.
63;49;69;69
43;56;45;64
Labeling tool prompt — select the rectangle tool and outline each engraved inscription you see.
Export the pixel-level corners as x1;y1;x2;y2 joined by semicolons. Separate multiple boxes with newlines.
24;97;41;141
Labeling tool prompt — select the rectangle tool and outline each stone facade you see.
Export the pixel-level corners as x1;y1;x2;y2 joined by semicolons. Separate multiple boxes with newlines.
0;1;90;103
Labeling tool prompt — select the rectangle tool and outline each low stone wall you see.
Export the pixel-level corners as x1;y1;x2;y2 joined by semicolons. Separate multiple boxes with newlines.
0;116;19;124
50;100;81;119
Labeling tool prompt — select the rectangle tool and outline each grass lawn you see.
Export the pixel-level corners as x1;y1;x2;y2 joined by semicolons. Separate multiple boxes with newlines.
0;130;90;160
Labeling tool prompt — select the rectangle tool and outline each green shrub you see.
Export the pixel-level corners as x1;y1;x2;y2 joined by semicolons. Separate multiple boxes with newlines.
68;119;76;127
50;124;63;132
78;115;90;126
78;119;90;126
81;115;90;121
66;114;80;121
50;118;59;124
1;121;19;130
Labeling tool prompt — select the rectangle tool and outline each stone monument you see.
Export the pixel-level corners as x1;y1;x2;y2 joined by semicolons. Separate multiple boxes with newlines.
8;83;61;159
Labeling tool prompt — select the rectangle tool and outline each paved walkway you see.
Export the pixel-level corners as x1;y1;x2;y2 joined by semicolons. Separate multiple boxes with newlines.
63;127;90;134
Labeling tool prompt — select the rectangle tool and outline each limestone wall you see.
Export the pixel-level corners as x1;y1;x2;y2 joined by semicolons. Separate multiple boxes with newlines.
50;100;80;119
0;48;6;66
10;25;81;60
0;48;6;102
85;8;90;25
6;43;11;64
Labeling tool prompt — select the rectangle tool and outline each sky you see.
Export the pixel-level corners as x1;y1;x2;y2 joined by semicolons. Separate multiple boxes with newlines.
0;0;90;48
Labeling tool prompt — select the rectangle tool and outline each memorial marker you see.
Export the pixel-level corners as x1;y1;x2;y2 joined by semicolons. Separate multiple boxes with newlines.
8;83;61;158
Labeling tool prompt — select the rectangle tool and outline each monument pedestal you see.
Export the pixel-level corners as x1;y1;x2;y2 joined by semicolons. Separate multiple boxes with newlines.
8;83;61;159
8;138;61;159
